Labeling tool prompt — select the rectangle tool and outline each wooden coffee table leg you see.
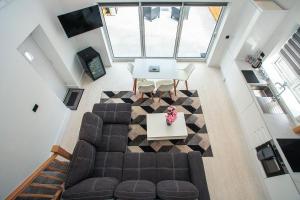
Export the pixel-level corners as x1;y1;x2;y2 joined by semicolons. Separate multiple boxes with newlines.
133;79;137;95
173;79;177;96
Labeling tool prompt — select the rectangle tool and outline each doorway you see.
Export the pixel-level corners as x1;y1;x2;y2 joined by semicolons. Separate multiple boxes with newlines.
99;2;226;61
18;28;67;101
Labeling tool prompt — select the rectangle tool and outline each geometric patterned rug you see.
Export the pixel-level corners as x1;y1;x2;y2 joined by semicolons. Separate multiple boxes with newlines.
100;90;213;157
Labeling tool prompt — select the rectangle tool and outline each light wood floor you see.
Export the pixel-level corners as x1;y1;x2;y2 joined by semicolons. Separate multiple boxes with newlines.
60;62;267;200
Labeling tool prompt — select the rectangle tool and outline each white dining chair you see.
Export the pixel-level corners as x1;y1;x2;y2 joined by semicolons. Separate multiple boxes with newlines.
156;80;174;102
127;63;134;75
176;64;195;90
128;63;147;92
138;80;155;99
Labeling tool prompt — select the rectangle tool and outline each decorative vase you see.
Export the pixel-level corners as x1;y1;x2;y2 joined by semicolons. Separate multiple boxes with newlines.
165;106;177;126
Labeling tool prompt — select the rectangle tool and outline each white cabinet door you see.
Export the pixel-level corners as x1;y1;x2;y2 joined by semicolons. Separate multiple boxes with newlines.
240;103;271;148
222;56;253;114
265;175;299;200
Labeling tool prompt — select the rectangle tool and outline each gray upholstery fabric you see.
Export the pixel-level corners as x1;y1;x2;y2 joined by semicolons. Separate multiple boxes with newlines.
188;151;210;200
157;180;199;200
92;103;131;124
156;153;190;182
97;124;128;152
65;140;96;189
93;152;124;181
122;153;156;183
79;112;103;146
62;177;119;200
115;180;156;200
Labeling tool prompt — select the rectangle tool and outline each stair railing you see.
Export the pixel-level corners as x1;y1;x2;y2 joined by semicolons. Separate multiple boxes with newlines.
5;145;72;200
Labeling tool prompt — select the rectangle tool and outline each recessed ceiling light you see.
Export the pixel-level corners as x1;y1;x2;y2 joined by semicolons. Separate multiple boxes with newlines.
24;51;34;62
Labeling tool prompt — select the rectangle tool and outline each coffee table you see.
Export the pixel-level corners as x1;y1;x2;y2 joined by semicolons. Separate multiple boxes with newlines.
146;112;188;141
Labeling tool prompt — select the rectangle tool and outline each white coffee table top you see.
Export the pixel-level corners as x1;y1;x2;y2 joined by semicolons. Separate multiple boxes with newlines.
146;112;188;141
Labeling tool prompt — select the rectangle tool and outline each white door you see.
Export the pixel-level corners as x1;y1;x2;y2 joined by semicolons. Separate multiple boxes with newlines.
18;36;67;100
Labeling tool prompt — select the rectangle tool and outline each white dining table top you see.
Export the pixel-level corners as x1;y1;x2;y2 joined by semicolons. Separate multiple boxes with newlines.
132;58;177;79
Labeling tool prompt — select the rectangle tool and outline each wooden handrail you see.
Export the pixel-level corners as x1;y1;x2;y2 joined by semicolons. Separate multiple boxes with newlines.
5;154;57;200
51;145;72;160
5;145;72;200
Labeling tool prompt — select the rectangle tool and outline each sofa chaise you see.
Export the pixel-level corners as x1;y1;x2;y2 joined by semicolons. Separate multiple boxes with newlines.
62;103;208;200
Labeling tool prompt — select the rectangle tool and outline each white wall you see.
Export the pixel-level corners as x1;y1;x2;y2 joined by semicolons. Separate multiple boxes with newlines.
57;0;249;68
0;0;81;197
206;0;248;67
18;35;67;100
57;0;112;67
263;0;300;61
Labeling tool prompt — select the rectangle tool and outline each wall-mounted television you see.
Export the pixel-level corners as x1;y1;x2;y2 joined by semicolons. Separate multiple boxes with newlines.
58;5;102;38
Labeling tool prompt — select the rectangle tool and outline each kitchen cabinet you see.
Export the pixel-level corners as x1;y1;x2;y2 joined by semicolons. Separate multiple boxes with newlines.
264;175;299;200
240;102;271;148
222;54;253;114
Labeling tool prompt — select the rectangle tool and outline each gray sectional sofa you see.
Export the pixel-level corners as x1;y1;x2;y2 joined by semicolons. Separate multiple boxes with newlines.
62;103;207;200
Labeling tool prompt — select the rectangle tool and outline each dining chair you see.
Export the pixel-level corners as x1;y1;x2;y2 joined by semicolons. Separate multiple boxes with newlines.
138;80;155;100
156;80;174;102
176;64;195;90
127;63;134;75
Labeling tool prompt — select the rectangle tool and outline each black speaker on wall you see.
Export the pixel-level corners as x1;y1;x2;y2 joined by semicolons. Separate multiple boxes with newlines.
77;47;106;81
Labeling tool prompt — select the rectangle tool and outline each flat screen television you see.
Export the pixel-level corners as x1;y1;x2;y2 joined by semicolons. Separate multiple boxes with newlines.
58;5;102;38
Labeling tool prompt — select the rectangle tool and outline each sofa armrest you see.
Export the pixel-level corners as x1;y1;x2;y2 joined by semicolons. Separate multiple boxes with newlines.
92;103;131;124
188;151;210;200
65;140;96;189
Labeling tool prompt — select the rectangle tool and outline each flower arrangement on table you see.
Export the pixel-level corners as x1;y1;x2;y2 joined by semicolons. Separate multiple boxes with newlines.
165;106;177;125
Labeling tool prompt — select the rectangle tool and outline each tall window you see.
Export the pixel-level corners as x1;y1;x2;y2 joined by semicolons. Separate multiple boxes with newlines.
276;27;300;102
101;6;141;57
264;27;300;121
99;3;226;60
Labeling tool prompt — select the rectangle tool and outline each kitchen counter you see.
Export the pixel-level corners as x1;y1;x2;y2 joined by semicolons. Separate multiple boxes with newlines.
235;59;300;194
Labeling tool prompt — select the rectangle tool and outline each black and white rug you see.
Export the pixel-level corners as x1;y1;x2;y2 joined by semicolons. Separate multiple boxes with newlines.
100;90;213;157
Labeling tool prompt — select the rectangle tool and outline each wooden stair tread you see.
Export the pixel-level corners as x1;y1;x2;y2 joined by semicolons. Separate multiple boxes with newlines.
53;159;69;166
46;166;66;174
39;173;64;182
19;193;54;198
30;183;62;190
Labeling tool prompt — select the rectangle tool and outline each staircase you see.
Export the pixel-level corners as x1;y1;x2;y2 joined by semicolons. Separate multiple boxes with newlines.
6;146;72;200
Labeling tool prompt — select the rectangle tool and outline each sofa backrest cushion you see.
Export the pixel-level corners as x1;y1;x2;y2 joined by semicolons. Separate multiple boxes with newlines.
96;124;128;152
122;153;156;183
93;152;124;181
65;140;96;189
79;112;103;147
92;103;131;124
156;153;190;182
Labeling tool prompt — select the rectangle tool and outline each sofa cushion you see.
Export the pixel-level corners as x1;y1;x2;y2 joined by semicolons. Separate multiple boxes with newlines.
122;153;156;183
65;140;96;189
62;177;119;200
93;152;123;181
79;112;103;146
97;124;128;152
92;103;131;124
115;180;156;200
157;180;199;200
156;153;190;182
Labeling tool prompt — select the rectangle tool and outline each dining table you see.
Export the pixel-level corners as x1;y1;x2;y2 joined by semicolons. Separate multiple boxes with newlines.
132;58;179;95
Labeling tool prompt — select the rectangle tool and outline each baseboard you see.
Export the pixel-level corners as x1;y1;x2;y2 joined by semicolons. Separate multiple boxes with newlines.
54;109;71;146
